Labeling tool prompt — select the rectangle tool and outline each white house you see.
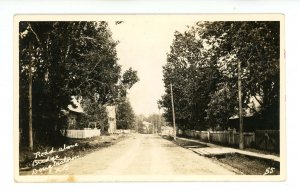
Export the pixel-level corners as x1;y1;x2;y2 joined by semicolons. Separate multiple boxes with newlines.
106;105;117;134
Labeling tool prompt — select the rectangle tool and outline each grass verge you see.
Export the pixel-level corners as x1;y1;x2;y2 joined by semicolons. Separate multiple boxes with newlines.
19;133;129;175
214;153;280;175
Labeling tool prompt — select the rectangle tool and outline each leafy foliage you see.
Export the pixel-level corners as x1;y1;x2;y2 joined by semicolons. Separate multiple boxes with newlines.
19;21;138;146
161;21;280;130
77;98;109;131
119;67;139;98
116;98;135;130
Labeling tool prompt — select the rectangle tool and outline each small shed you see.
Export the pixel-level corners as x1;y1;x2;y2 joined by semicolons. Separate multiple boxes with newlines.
67;96;84;130
60;96;101;138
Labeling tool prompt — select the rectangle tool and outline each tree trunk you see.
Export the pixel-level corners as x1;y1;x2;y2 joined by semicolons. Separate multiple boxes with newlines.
238;61;244;149
170;83;176;140
28;42;33;151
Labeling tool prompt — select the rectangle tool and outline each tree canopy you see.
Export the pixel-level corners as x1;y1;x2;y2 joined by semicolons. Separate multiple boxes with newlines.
19;21;139;146
116;98;136;130
160;21;280;131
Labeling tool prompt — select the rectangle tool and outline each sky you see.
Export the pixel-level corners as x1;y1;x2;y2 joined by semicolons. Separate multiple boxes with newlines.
108;16;198;116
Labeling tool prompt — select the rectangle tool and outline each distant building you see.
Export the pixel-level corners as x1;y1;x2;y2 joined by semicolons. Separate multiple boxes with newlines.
141;121;153;134
106;105;117;134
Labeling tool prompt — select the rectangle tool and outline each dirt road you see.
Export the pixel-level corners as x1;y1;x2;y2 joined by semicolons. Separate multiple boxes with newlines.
54;134;236;175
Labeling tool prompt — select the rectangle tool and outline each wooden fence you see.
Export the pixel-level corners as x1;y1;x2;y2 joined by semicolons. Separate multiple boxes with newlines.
161;126;174;136
178;129;278;152
255;130;280;153
60;129;100;139
115;129;131;134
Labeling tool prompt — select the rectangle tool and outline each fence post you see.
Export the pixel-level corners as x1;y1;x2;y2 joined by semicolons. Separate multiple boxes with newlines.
228;129;232;145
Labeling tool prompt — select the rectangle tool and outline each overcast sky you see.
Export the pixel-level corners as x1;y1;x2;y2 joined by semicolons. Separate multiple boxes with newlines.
108;16;198;116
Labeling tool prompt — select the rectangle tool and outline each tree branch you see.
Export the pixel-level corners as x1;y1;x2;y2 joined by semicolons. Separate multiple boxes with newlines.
27;23;41;45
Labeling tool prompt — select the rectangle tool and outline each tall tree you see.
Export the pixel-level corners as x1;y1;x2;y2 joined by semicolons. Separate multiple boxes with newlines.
201;21;280;129
19;21;135;148
161;27;219;130
119;67;139;98
77;97;109;131
161;21;280;131
116;98;136;130
205;83;238;130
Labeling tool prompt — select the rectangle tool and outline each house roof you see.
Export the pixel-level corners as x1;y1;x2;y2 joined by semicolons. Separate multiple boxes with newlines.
229;114;254;119
229;95;261;119
142;121;152;126
67;96;84;113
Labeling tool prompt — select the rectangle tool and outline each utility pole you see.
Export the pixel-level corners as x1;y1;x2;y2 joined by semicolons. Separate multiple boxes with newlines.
170;83;176;140
28;42;33;151
238;60;244;149
156;115;158;134
158;103;161;134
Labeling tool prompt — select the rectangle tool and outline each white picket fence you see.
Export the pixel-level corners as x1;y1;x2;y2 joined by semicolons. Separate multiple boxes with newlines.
179;129;255;148
161;126;174;136
60;129;100;139
115;129;131;134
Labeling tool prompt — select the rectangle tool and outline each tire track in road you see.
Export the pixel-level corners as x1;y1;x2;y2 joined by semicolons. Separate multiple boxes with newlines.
50;133;236;176
99;134;142;175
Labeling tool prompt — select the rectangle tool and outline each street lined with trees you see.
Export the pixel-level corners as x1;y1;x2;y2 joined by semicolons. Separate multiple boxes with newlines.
17;17;282;179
